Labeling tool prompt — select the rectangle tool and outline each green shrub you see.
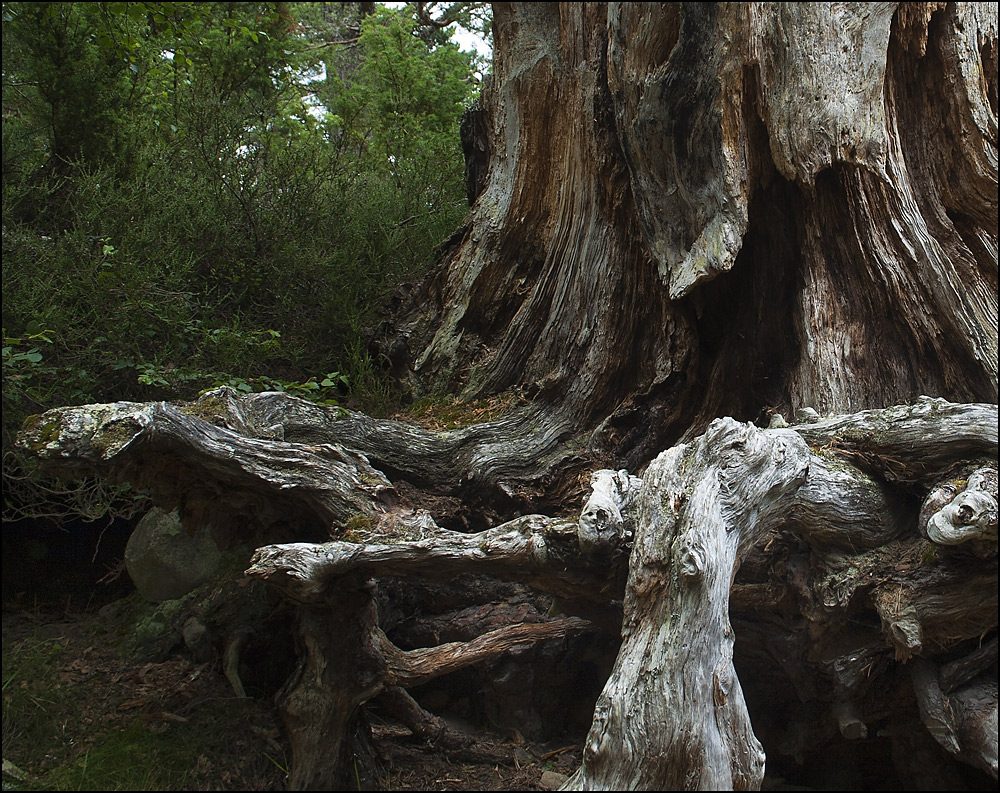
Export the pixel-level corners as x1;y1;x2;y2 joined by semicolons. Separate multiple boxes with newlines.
2;1;485;522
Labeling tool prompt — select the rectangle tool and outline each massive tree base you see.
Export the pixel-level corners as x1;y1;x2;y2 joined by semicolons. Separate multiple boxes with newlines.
17;392;998;789
13;1;997;789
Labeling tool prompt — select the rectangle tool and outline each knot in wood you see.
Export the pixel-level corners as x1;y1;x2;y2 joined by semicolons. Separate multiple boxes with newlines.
679;542;704;580
578;468;640;554
713;668;730;706
583;698;612;763
922;466;998;547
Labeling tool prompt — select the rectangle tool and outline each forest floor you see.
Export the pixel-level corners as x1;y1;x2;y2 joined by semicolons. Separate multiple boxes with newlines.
1;600;578;791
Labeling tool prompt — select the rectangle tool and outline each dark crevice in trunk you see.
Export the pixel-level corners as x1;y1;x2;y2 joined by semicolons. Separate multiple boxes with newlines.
595;370;697;475
684;169;803;434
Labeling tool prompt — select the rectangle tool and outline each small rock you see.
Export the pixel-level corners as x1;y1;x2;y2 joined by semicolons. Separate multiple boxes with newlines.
98;597;128;621
183;616;214;662
539;770;569;790
795;406;821;423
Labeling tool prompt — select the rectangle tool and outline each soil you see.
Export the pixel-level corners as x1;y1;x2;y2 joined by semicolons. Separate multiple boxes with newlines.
2;515;586;791
1;601;579;791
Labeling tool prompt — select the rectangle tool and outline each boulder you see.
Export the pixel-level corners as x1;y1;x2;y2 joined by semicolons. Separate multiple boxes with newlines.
125;507;222;602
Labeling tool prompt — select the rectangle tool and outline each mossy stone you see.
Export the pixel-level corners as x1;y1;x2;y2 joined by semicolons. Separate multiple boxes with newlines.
125;507;222;602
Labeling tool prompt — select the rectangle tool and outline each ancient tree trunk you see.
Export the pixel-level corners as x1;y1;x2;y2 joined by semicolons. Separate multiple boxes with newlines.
15;2;998;790
385;2;997;479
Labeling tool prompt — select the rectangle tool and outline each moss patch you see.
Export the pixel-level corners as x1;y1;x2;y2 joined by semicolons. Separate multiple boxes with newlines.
341;513;376;542
401;392;516;431
178;393;229;424
19;413;61;451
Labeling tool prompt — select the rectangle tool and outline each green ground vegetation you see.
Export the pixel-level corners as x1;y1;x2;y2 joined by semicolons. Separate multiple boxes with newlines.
2;593;289;790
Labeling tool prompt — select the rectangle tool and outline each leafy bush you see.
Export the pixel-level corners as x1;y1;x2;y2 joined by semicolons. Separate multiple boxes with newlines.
1;1;486;522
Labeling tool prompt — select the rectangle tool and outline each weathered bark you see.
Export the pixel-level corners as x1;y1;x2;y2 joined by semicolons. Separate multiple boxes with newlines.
385;1;997;466
278;587;382;790
13;1;998;790
564;420;810;790
19;394;998;788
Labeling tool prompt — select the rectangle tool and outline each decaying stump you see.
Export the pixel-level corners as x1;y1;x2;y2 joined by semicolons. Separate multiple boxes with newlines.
12;0;998;789
16;393;998;789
